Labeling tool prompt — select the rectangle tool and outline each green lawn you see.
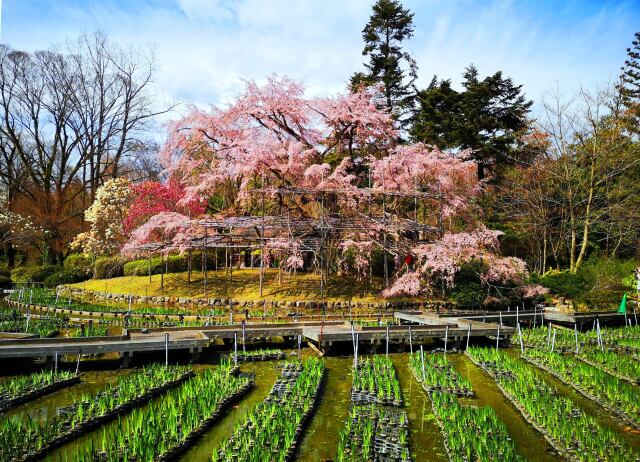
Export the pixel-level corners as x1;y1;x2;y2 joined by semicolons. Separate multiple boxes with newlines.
70;268;409;303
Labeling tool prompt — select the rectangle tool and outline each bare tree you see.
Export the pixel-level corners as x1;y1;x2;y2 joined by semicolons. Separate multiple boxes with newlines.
0;32;166;264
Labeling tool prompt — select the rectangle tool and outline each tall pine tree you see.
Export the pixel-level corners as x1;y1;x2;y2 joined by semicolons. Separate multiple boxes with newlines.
617;31;640;124
352;0;417;127
411;65;532;182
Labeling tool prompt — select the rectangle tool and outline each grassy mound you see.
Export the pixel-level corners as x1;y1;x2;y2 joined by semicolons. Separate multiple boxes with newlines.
70;268;404;303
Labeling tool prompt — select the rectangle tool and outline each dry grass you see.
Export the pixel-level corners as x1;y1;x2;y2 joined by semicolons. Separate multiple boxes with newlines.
71;268;410;303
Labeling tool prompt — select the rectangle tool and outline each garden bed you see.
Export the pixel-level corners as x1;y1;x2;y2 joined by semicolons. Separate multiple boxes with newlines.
0;371;80;413
212;358;325;462
467;348;636;462
0;364;193;461
522;353;639;430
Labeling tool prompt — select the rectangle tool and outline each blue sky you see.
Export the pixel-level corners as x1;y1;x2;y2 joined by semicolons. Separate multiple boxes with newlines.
2;0;639;117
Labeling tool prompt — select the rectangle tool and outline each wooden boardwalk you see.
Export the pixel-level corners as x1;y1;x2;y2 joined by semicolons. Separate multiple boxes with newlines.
0;313;514;359
8;307;630;359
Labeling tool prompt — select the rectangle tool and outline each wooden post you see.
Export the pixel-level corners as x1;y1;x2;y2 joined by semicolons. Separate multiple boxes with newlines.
229;299;233;324
54;352;58;374
76;352;81;375
298;334;301;359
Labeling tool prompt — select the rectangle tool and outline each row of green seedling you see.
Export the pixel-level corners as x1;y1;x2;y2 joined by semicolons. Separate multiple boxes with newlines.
408;352;473;397
10;288;214;317
523;326;640;383
467;347;637;462
69;359;251;461
0;363;192;461
409;352;524;462
525;325;640;353
576;348;640;385
212;358;325;462
337;356;410;462
336;404;410;462
523;349;639;429
231;348;285;362
0;309;67;337
0;370;79;413
352;356;403;406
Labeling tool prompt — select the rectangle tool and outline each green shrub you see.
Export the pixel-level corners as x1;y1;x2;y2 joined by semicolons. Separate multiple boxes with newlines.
64;253;93;270
94;256;127;279
10;265;58;284
123;255;189;277
44;268;90;288
535;257;637;309
536;270;588;300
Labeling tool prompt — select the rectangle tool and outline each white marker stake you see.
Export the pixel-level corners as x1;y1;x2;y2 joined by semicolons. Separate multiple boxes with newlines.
234;332;238;367
356;334;360;368
499;311;503;326
297;334;301;359
551;329;556;353
242;321;246;353
54;352;58;374
517;323;524;354
574;324;579;354
496;326;500;350
76;352;81;375
466;324;471;350
420;345;426;381
547;322;552;346
516;305;519;325
444;325;449;356
165;333;169;366
386;325;389;357
409;326;413;354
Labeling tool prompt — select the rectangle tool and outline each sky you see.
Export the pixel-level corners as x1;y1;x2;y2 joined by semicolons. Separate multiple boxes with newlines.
2;0;639;120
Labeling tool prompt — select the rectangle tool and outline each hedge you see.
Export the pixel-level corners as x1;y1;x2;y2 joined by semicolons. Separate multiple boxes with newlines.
94;256;127;279
43;268;90;288
123;255;188;277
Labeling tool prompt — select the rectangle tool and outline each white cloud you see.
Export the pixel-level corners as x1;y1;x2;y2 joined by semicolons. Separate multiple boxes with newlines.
3;0;639;124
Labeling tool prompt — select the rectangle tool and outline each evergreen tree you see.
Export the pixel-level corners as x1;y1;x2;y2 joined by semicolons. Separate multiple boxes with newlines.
352;0;418;126
411;65;532;182
617;31;640;122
